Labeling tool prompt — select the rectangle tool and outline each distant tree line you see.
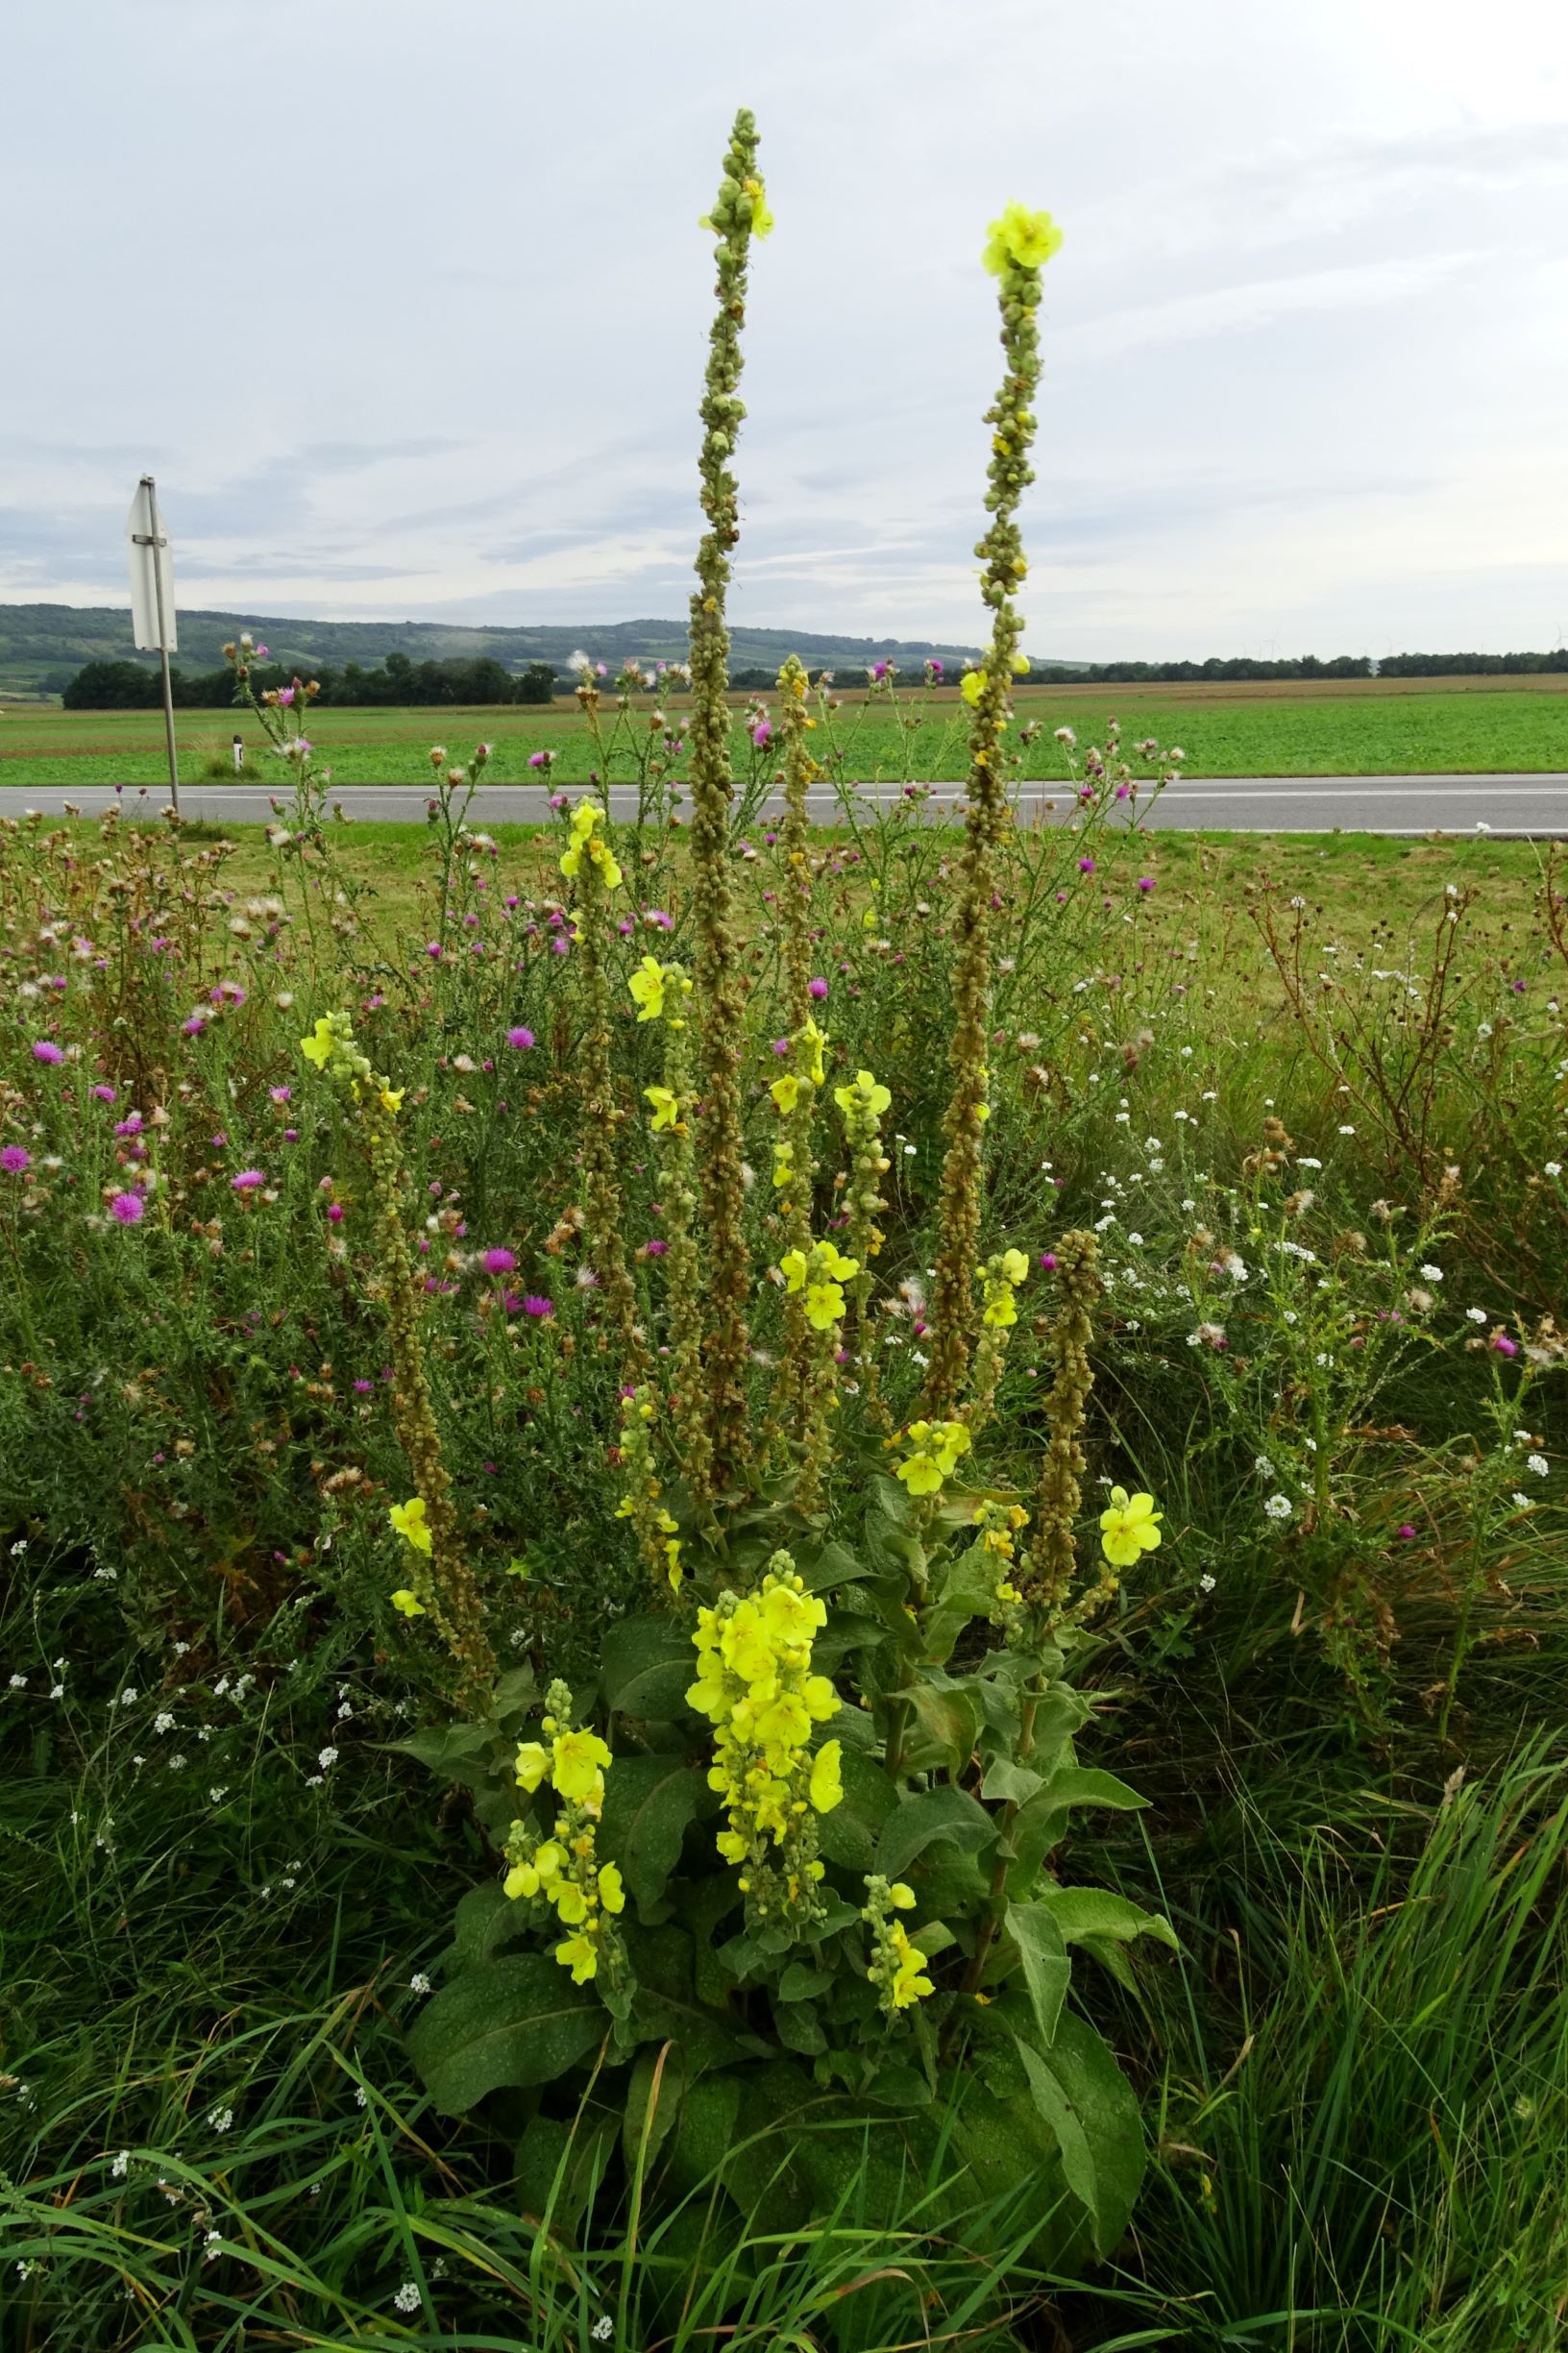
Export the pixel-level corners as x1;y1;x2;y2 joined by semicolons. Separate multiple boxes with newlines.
61;652;560;710
1032;650;1568;683
60;646;1568;709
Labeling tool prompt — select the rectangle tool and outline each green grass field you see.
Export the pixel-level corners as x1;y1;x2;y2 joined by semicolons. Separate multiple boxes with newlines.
2;673;1566;788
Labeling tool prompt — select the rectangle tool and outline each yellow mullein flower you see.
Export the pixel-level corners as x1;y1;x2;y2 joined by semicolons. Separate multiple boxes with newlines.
300;1016;338;1069
1001;1247;1028;1284
799;1016;827;1085
598;1861;625;1914
981;200;1064;277
1011;651;1030;674
960;671;986;707
780;1248;807;1293
772;1140;795;1189
379;1086;404;1115
627;955;667;1021
833;1069;892;1118
743;174;774;239
808;1739;844;1813
390;1587;425;1618
889;1882;916;1910
888;1920;936;2006
1099;1486;1163;1568
645;1085;680;1132
551;1727;612;1803
770;1072;801;1115
554;1928;600;1983
514;1741;550;1792
389;1497;431;1554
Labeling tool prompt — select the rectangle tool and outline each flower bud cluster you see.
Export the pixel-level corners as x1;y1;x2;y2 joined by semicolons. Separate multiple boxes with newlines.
615;1385;683;1592
686;1555;843;1930
505;1682;627;1989
560;801;623;893
861;1874;934;2016
892;1417;972;1497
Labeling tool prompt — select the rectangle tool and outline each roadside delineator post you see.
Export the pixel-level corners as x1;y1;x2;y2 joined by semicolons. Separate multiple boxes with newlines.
126;475;180;815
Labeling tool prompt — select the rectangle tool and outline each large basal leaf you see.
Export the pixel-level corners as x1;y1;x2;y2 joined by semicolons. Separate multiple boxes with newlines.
1003;1899;1071;2047
600;1615;698;1722
1013;2010;1147;2257
599;1753;710;1907
407;1953;605;2115
438;1879;532;1973
875;1783;996;1882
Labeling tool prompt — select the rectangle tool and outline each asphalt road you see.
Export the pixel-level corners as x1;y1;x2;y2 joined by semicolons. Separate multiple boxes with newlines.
9;774;1568;834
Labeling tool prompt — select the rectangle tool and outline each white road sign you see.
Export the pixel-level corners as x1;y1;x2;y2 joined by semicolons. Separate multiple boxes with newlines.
127;476;177;652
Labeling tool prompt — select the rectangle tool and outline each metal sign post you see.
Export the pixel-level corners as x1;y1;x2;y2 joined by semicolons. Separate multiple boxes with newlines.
126;475;180;815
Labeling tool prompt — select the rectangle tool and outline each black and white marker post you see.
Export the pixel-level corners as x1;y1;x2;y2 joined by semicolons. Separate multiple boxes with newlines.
126;474;180;816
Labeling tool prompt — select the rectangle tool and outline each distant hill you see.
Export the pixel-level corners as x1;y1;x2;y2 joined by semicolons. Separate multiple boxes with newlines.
0;602;993;699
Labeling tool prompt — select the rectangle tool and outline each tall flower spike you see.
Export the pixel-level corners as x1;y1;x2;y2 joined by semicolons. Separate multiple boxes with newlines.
1024;1229;1099;1616
562;800;645;1380
299;1014;494;1696
686;109;767;1492
924;204;1056;1415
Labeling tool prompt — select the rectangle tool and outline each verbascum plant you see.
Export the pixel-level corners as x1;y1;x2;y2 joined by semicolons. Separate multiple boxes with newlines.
925;201;1059;1414
300;1012;495;1696
631;954;712;1503
615;1383;684;1593
1024;1229;1101;1616
560;799;645;1377
687;110;772;1488
962;1244;1030;1442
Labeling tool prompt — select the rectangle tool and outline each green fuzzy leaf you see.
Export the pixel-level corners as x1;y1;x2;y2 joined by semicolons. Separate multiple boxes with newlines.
407;1954;605;2115
773;1998;828;2055
600;1615;697;1722
875;1783;995;1882
777;1960;835;2002
599;1754;710;1908
1004;1899;1071;2047
389;1721;506;1790
1014;2038;1097;2215
900;1676;982;1774
795;1539;862;1593
1016;2010;1147;2255
624;1922;755;2069
1009;1765;1148;1881
815;1749;897;1873
487;1665;538;1727
1039;1885;1179;1953
440;1880;530;1972
921;1542;1001;1666
981;1755;1044;1805
665;2071;743;2193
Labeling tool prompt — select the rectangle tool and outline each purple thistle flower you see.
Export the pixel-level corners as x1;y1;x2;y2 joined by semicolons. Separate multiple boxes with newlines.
32;1041;63;1065
1491;1333;1519;1357
110;1191;145;1225
808;977;828;1000
0;1145;31;1175
232;1169;266;1191
91;1085;116;1103
523;1294;554;1319
646;1238;668;1258
1039;1252;1058;1272
506;1025;535;1050
482;1246;517;1275
1078;857;1095;874
114;1114;143;1138
1137;876;1156;893
751;721;772;748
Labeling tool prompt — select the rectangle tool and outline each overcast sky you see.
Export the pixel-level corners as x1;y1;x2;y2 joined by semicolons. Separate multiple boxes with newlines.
4;0;1565;658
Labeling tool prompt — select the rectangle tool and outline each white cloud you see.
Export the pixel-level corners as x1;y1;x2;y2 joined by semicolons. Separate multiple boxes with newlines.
1;0;1564;656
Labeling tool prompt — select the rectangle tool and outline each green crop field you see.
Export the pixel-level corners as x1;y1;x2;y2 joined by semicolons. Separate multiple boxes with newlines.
2;672;1565;789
